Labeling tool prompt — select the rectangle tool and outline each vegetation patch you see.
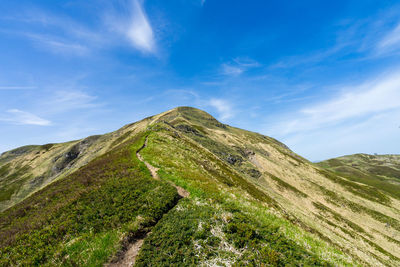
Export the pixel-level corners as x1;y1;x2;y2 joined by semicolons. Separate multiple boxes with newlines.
40;143;54;151
136;198;331;266
110;130;133;147
0;165;33;202
317;169;391;205
312;202;367;235
0;132;180;266
266;172;308;198
137;126;352;266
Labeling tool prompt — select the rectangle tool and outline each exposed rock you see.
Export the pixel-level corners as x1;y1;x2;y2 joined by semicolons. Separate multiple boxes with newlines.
52;135;101;175
175;124;203;137
215;122;227;129
246;168;262;179
226;154;243;165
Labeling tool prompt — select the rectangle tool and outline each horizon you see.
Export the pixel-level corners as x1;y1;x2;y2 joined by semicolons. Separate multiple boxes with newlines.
1;0;400;161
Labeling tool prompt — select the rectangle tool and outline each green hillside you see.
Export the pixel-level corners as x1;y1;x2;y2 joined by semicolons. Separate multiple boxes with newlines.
1;107;399;266
317;154;400;201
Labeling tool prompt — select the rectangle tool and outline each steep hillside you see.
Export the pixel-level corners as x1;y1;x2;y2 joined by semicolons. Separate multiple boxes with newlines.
1;107;399;266
0;112;164;211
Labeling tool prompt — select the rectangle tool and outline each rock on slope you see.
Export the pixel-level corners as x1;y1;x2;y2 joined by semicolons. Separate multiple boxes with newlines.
0;107;399;266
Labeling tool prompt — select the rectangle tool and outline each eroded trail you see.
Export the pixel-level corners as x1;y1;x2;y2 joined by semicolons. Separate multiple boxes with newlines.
136;137;160;180
136;136;189;197
108;136;189;267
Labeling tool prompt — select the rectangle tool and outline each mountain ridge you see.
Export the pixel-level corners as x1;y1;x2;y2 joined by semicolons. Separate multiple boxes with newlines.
1;106;399;266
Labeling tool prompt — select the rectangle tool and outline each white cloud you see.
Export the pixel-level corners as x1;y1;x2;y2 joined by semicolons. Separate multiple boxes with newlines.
283;108;400;161
8;2;157;55
105;0;156;54
233;57;260;68
221;64;244;76
1;109;51;126
221;57;260;76
104;0;156;53
377;23;400;54
126;0;155;53
263;70;400;160
42;90;100;114
208;98;233;120
5;9;103;56
269;70;400;136
24;33;89;55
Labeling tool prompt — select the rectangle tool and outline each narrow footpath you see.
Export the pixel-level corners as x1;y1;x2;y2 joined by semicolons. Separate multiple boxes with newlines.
107;136;189;267
136;136;189;198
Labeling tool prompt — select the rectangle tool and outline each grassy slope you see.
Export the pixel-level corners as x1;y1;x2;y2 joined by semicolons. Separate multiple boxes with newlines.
0;125;342;266
136;122;349;266
0;107;399;266
317;154;400;200
0;132;180;266
144;107;400;266
0;113;157;212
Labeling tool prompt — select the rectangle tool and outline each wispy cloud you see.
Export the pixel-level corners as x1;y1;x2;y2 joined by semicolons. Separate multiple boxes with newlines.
24;33;89;55
107;0;156;54
3;3;148;57
221;57;260;76
42;90;100;114
221;63;244;76
2;8;103;56
208;98;233;120
0;109;51;126
126;0;156;53
377;23;400;54
165;89;199;99
271;8;400;69
268;70;400;136
3;1;159;56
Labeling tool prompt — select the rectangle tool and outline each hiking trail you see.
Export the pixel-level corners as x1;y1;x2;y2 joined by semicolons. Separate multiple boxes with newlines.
108;136;189;267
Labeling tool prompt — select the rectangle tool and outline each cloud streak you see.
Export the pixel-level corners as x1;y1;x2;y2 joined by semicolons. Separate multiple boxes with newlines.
221;57;260;76
377;23;400;54
0;109;51;126
24;33;89;55
6;1;157;56
127;0;156;53
2;8;105;56
268;70;400;136
106;0;156;54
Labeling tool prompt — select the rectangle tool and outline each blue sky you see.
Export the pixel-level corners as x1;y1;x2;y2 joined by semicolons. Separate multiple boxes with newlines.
1;0;400;161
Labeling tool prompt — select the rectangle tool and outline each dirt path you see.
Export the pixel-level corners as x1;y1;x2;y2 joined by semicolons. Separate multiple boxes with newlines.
136;136;189;198
108;234;148;267
136;138;160;180
108;136;189;267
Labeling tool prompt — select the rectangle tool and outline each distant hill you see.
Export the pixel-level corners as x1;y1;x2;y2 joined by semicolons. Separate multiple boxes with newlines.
0;107;399;266
317;154;400;200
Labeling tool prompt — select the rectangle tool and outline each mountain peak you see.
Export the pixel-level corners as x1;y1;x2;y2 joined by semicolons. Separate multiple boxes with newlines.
157;106;224;128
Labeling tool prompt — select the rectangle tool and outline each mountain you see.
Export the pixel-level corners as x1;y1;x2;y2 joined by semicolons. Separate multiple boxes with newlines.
1;107;399;266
